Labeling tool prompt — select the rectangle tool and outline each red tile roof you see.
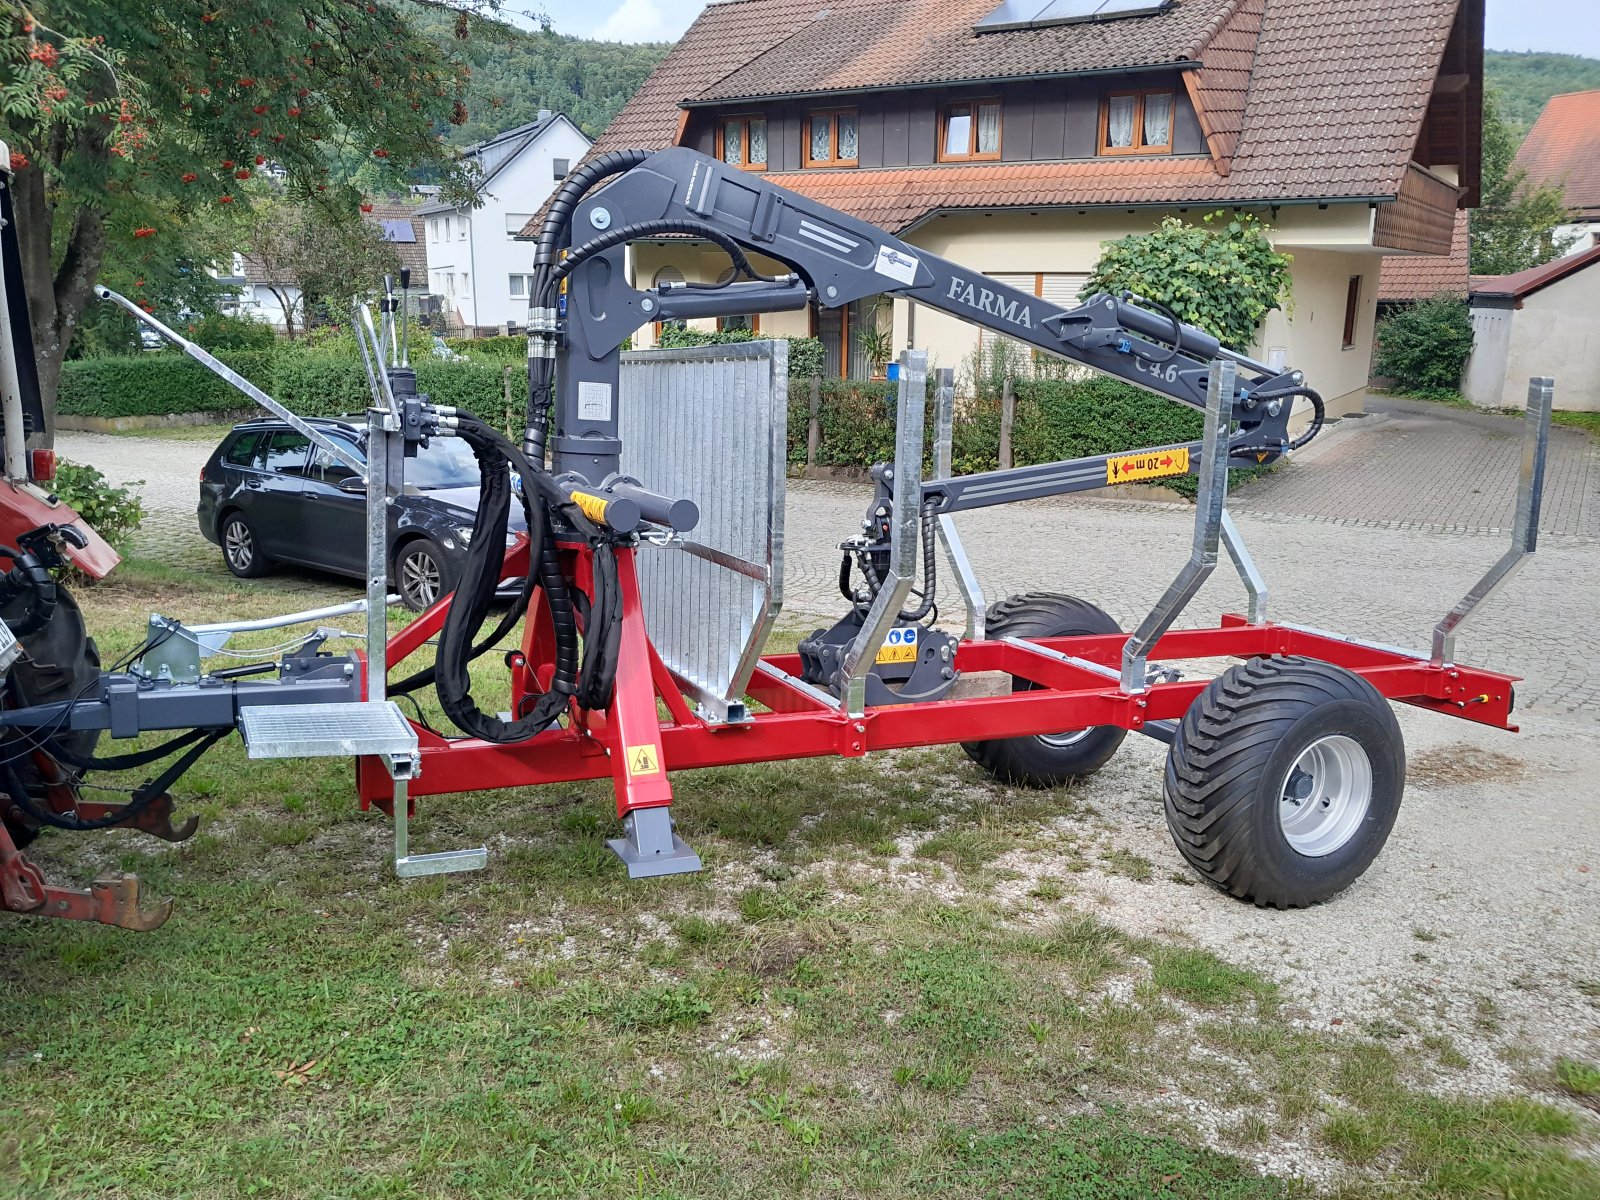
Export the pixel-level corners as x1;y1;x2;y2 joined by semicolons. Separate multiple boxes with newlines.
765;158;1225;231
1470;242;1600;301
1379;208;1470;301
1512;89;1600;220
693;0;1234;102
527;0;1470;236
362;199;428;279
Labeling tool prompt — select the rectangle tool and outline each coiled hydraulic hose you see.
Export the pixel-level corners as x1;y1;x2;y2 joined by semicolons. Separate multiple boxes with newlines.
427;415;622;743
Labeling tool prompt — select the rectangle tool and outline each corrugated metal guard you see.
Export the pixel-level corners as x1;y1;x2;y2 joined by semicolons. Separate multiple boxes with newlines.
618;340;789;721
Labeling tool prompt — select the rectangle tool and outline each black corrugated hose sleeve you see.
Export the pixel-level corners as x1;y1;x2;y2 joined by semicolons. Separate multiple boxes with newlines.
552;219;784;288
430;417;621;742
534;149;652;268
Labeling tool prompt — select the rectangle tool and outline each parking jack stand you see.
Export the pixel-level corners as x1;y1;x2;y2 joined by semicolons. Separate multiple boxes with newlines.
604;546;702;878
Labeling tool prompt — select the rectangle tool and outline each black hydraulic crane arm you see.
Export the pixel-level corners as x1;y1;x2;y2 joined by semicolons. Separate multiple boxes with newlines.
536;146;1321;508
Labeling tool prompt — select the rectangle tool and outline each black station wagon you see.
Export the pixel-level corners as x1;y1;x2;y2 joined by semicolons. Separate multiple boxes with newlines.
197;416;522;610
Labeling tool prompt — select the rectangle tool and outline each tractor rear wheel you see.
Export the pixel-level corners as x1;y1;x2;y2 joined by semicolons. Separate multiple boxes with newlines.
963;593;1128;787
1163;655;1404;908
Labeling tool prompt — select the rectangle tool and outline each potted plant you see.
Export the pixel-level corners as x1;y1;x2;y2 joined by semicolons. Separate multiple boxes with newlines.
854;318;895;380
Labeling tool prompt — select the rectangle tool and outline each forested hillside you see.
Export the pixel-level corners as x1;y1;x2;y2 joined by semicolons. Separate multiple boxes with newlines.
410;10;671;144
1486;50;1600;130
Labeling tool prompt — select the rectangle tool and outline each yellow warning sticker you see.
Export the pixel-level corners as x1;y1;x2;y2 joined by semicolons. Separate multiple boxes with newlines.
1106;447;1190;485
569;491;610;525
875;626;919;665
625;744;661;777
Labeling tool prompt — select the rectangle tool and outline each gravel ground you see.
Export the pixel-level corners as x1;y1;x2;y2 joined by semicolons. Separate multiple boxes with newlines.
58;410;1600;1100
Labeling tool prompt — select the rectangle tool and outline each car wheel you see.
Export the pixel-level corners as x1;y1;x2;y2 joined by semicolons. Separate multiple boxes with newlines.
220;511;272;578
394;537;457;611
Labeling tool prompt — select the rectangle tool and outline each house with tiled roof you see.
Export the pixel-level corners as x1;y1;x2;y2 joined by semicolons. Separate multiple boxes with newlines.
1512;89;1600;259
532;0;1483;414
1464;243;1600;412
1380;210;1471;306
418;112;591;333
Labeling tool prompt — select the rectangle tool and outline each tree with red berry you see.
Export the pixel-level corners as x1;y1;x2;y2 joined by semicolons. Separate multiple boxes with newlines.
0;1;511;442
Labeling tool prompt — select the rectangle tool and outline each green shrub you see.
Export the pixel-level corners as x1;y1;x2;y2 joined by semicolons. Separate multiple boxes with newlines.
1374;292;1476;396
57;350;280;418
1086;212;1293;349
268;353;372;417
653;326;825;378
53;460;144;553
443;334;526;359
180;312;279;351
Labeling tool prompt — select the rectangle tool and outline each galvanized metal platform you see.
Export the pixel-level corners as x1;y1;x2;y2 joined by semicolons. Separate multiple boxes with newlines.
239;701;419;762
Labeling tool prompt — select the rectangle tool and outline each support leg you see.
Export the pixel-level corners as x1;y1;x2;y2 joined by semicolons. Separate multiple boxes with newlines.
603;547;701;878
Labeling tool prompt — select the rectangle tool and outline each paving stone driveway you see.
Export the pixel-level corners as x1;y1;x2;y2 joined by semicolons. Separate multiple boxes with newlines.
60;398;1600;714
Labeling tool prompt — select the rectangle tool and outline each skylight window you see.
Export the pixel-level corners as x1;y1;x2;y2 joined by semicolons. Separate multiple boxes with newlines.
974;0;1173;32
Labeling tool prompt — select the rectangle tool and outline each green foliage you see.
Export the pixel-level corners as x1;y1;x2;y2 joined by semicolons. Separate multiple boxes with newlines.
1374;292;1476;395
1485;51;1600;131
653;325;826;378
443;334;526;359
57;350;278;418
407;12;672;143
52;460;143;552
1085;212;1293;350
57;345;513;424
0;0;478;419
1471;89;1578;276
784;335;825;380
179;312;278;351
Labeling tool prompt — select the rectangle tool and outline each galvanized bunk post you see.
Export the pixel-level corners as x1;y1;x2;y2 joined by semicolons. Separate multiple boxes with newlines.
1432;377;1554;667
1120;360;1235;693
840;350;928;716
931;366;986;640
355;303;485;879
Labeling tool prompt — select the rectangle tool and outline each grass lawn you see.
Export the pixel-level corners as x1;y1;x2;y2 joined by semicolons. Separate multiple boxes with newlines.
1;561;1596;1198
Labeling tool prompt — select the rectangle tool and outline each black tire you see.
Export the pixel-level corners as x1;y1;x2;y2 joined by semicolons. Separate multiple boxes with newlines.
393;536;457;612
219;510;272;578
962;593;1129;787
3;816;38;851
1163;655;1405;909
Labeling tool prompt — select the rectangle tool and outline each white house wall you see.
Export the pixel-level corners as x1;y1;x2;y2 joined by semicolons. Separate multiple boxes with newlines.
424;117;592;330
1470;269;1600;413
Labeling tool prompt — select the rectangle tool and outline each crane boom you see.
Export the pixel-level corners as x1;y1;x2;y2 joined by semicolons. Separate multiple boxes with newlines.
538;145;1319;502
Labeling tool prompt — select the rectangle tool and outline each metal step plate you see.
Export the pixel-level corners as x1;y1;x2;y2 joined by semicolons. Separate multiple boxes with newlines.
239;701;418;761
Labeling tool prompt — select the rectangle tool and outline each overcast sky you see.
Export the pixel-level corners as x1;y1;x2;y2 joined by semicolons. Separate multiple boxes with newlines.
525;0;1600;58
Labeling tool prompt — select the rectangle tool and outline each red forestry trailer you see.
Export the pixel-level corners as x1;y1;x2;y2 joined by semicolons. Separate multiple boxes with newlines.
0;147;1552;927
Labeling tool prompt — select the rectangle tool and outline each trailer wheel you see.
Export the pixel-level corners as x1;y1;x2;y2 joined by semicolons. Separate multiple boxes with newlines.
220;511;272;578
962;593;1128;787
1163;655;1404;909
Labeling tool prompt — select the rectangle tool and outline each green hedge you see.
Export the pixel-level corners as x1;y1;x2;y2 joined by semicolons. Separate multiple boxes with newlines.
57;350;280;418
59;348;518;425
62;349;1243;498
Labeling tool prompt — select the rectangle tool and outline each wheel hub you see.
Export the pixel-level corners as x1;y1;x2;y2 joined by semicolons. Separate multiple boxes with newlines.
1278;734;1373;858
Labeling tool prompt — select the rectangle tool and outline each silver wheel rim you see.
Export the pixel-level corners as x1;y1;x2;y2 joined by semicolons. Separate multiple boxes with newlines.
1038;727;1093;748
224;521;252;571
1279;734;1373;858
401;549;440;607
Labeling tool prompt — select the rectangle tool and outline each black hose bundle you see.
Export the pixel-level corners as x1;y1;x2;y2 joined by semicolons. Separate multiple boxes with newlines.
419;414;622;743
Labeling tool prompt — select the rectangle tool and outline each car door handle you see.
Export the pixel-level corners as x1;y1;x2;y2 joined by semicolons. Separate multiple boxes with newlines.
244;479;263;489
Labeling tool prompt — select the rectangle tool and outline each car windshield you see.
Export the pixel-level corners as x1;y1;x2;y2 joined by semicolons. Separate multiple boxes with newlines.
405;436;481;489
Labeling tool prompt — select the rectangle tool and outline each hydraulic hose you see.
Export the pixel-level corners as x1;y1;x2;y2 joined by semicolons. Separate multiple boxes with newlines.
1235;385;1326;455
429;415;622;743
552;220;787;288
